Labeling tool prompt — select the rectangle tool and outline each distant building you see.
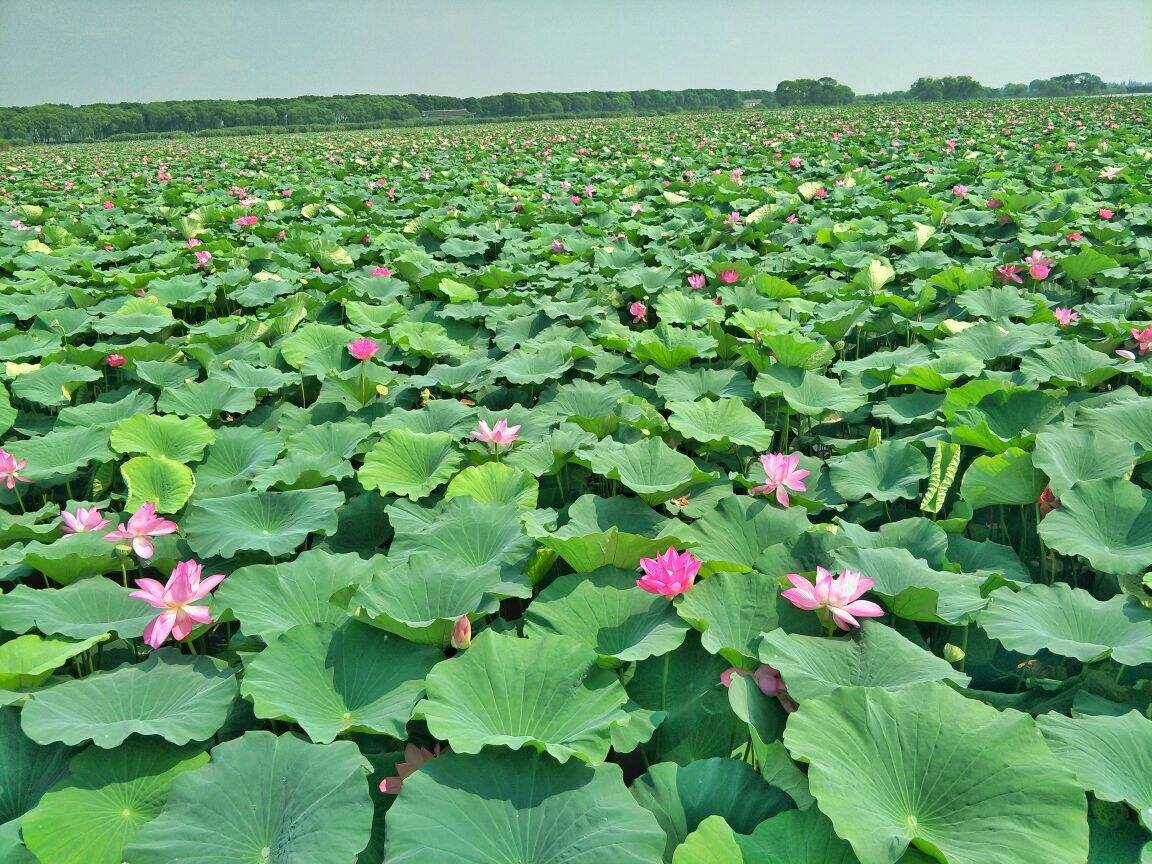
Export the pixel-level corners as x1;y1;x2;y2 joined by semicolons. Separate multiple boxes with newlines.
741;99;763;109
420;109;475;118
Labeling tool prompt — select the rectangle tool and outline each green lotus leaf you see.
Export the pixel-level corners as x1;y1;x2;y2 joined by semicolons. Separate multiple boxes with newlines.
0;633;107;690
155;378;258;418
828;441;929;502
580;437;718;503
955;285;1035;319
121;455;196;513
959;446;1046;509
675;495;809;574
671;815;741;864
0;706;73;831
384;749;665;864
523;566;689;662
1033;426;1137;498
444;461;538;510
754;365;867;417
1019;341;1119;388
654;291;726;326
1076;393;1152;452
632;324;718;369
56;389;156;429
20;649;238;748
666;397;775;450
254;419;370;490
183;485;344;557
0;382;14;437
1038;478;1152;575
279;322;360;376
948;388;1063;453
784;683;1088;864
4;427;114;482
538;494;692;572
21;740;209;864
124;731;373;864
835;546;987;623
109;413;216;463
193;426;282;498
417;630;635;763
10;364;101;407
358;428;462;500
981;583;1152;666
0;577;153;640
494;342;575;384
1060;247;1118;280
674;569;784;662
653;368;755;404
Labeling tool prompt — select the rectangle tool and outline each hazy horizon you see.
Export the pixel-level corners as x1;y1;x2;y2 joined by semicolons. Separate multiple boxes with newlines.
2;0;1150;108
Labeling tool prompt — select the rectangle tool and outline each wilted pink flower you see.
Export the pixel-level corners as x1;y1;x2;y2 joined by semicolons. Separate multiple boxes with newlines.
985;197;1004;209
380;743;441;795
347;338;379;362
1098;208;1114;220
1038;486;1060;518
130;560;225;648
1053;307;1079;326
781;566;885;630
104;502;179;560
470;419;520;447
0;449;29;490
1133;326;1152;355
234;215;259;227
687;273;706;291
105;353;126;368
637;547;701;598
451;615;471;649
275;229;286;241
629;301;647;323
583;184;595;197
750;453;810;507
61;506;109;534
102;200;114;209
1023;250;1053;280
551;239;564;254
951;184;968;199
718;269;740;284
9;219;27;229
1099;166;1119;180
995;263;1023;285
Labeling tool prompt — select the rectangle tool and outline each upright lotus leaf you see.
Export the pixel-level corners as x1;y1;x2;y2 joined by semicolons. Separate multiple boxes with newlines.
1033;426;1137;498
539;494;693;572
579;437;717;503
758;622;969;700
121;455;196;513
1019;341;1119;388
357;428;462;500
1038;478;1152;575
980;583;1152;666
727;809;937;864
673;569;782;662
920;441;961;514
10;364;101;407
182;485;344;557
124;732;373;864
948;388;1063;453
784;683;1089;864
671;816;742;864
21;741;209;864
21;532;121;586
959;447;1046;510
255;420;371;490
156;379;257;418
109;414;215;463
674;496;809;574
241;621;442;744
754;365;867;417
0;633;107;689
0;707;73;829
631;758;795;861
213;549;370;640
279;322;360;377
654;368;754;404
523;566;689;662
0;578;153;639
444;461;538;510
632;324;718;369
828;441;929;502
1076;395;1152;452
665;398;775;450
4;427;114;482
1037;711;1152;830
384;749;666;864
835;546;987;623
416;630;634;763
20;649;238;748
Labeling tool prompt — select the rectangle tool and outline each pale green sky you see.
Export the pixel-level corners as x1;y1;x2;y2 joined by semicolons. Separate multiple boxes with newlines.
2;0;1150;106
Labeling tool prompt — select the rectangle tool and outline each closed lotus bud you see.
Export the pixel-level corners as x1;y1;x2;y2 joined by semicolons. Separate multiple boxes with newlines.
451;615;471;650
943;643;966;664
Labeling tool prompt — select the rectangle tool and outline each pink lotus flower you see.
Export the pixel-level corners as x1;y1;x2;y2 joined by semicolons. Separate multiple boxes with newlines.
636;547;700;598
451;615;471;649
1064;231;1084;243
61;506;109;534
629;301;647;323
726;211;742;225
687;273;706;291
786;213;798;223
1116;349;1137;361
186;238;201;248
105;353;126;368
470;419;520;447
371;266;392;278
1099;166;1119;180
194;250;213;269
347;339;379;362
380;743;441;794
718;269;740;284
995;263;1023;285
551;239;564;254
1053;307;1079;326
985;197;1004;209
813;187;828;198
102;200;114;209
1024;250;1053;280
721;664;797;713
104;502;178;560
951;184;968;199
788;156;802;169
0;449;29;490
781;566;885;630
130;560;225;648
234;215;259;227
1038;486;1061;518
750;452;810;507
1133;326;1152;355
1098;208;1114;220
629;203;642;215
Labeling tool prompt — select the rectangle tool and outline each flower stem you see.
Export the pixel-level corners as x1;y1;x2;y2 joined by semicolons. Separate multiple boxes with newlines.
119;559;129;588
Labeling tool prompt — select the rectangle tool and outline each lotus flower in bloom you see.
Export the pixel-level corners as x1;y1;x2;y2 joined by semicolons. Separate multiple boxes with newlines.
1053;307;1079;326
234;215;259;227
1100;166;1119;180
995;263;1023;285
186;237;201;248
951;184;968;199
470;419;520;447
629;301;647;323
347;338;379;362
105;353;127;368
130;560;225;649
750;453;810;507
102;200;115;209
788;156;802;169
380;743;442;794
61;506;109;534
194;250;213;269
451;615;471;649
104;502;178;560
687;273;706;290
637;547;701;597
370;266;392;278
718;269;740;284
721;664;797;713
1064;231;1084;243
781;566;885;630
0;449;29;490
551;239;564;253
1023;250;1053;280
1133;326;1152;355
1098;208;1114;220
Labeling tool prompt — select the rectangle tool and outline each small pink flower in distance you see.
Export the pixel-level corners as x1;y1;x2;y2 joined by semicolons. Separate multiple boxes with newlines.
61;506;110;534
371;266;392;278
1099;166;1119;180
560;180;571;191
186;238;201;249
103;244;115;252
995;263;1023;285
718;269;740;284
687;273;706;291
451;615;471;650
1053;307;1079;326
730;167;744;183
470;419;520;447
1038;486;1061;518
750;452;810;507
347;339;379;362
130;560;225;648
194;250;213;269
1132;326;1152;354
726;211;741;225
105;353;126;368
583;184;595;197
0;449;29;490
786;213;798;223
637;547;701;598
9;219;26;229
104;502;179;559
951;184;968;199
380;743;442;795
1116;349;1137;361
813;187;828;198
1064;231;1084;243
1098;208;1114;220
275;229;286;241
1023;250;1052;280
629;301;647;323
102;200;114;209
551;239;564;254
782;566;885;630
280;188;292;197
985;197;1003;209
788;156;802;168
234;215;258;227
629;202;642;215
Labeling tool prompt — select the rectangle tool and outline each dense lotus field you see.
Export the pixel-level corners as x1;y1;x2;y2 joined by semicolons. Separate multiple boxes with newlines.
0;97;1151;864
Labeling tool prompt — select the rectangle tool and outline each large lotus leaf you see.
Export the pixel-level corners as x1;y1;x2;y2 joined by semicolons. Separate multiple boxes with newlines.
784;683;1088;864
20;649;238;748
674;495;809;574
1076;394;1152;452
124;731;373;864
21;532;122;585
121;455;196;513
1037;711;1152;830
373;399;477;436
1038;478;1152;575
1033;426;1137;498
959;446;1046;510
193;426;282;497
654;368;754;404
673;569;783;661
156;379;257;418
580;437;717;503
417;630;634;763
4;427;113;482
671;815;742;864
384;749;665;864
444;461;538;510
279;322;360;376
182;485;344;557
109;413;215;463
0;577;153;639
632;758;794;861
935;321;1050;362
0;633;106;689
981;583;1152;666
523;566;689;662
754;365;866;417
758;621;968;700
214;549;369;641
955;285;1034;319
828;441;929;502
241;621;441;744
666;398;774;450
21;740;208;864
9;364;101;407
494;342;575;384
0;706;73;827
632;324;718;369
1019;341;1119;388
255;419;370;490
538;494;692;572
654;291;726;326
948;388;1063;453
56;390;157;429
358;428;462;500
836;517;949;566
835;546;986;623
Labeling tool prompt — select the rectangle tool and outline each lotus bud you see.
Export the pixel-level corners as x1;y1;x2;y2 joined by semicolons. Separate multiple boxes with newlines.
451;615;471;650
943;643;966;664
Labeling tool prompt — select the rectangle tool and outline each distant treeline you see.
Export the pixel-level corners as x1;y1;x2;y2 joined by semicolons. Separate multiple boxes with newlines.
1;73;1148;144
